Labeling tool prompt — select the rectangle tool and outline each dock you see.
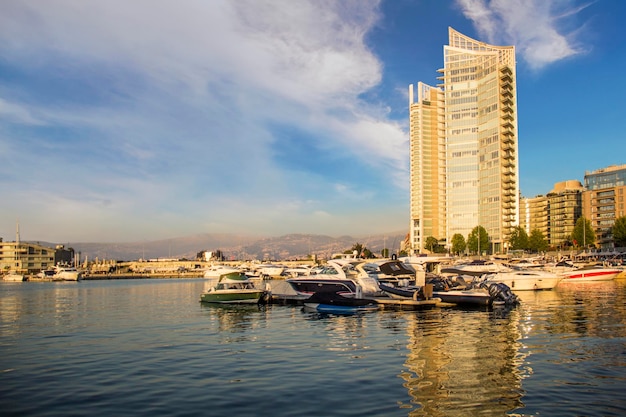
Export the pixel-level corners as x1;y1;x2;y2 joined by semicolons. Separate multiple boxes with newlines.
265;279;442;310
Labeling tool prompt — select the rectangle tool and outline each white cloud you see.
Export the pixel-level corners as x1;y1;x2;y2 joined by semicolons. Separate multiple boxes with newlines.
455;0;589;70
0;0;416;241
0;98;44;125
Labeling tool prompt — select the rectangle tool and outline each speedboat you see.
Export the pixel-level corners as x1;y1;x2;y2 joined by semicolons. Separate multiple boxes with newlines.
303;291;378;314
427;276;494;305
203;265;242;279
360;259;417;286
3;271;26;282
255;264;285;278
200;271;267;304
440;259;510;276
557;263;622;282
482;269;561;290
286;260;380;297
379;276;518;306
52;265;82;281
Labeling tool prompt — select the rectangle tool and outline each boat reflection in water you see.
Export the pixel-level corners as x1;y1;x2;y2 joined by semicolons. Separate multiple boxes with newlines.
398;306;525;416
200;302;269;334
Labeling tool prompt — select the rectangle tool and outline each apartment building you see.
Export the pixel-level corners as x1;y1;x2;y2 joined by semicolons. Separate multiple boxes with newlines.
0;238;55;275
409;28;519;253
519;194;549;238
583;164;626;249
547;180;583;248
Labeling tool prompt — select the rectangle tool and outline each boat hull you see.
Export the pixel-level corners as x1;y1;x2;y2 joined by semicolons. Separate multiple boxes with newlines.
286;278;357;297
200;289;264;304
485;273;561;291
53;272;82;281
303;291;378;314
304;303;378;314
3;274;25;282
433;290;491;306
559;268;621;282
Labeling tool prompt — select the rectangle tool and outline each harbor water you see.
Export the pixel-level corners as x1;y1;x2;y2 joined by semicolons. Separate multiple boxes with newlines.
1;278;625;416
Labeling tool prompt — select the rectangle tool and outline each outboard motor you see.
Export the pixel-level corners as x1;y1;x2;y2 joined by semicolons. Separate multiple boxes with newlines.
485;282;519;305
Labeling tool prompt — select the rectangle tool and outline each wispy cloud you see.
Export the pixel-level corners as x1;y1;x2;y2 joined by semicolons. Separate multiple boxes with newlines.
1;0;414;241
455;0;591;69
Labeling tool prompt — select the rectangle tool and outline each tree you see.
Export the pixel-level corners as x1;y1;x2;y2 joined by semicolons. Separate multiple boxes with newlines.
467;226;489;255
571;217;595;249
451;233;466;255
508;226;529;251
381;248;390;258
528;229;549;253
344;242;374;258
424;236;439;253
613;216;626;248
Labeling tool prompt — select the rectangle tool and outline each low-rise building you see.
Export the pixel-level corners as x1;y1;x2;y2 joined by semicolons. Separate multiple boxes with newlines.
0;238;55;275
546;180;584;249
583;164;626;249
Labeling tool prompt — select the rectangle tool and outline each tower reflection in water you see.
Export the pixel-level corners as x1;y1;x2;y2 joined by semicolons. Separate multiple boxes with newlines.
398;307;525;416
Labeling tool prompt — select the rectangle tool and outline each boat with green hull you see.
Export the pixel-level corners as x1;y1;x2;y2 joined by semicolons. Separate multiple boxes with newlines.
200;271;266;304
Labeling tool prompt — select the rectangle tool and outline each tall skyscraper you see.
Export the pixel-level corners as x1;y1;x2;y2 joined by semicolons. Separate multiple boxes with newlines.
409;28;519;254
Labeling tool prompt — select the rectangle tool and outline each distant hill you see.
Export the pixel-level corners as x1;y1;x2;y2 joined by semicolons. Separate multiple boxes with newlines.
36;231;408;262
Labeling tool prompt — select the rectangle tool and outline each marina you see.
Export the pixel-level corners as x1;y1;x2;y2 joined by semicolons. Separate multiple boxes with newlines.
1;277;625;416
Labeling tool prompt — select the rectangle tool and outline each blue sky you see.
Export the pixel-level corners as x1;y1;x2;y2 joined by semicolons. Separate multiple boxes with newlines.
1;0;624;243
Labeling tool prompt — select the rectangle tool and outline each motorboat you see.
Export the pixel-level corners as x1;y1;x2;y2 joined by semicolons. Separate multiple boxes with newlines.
377;282;431;301
361;259;417;285
3;271;26;282
52;265;82;281
557;262;622;282
427;276;494;306
440;259;511;277
482;269;561;290
284;265;312;278
303;291;378;314
203;265;241;279
255;264;285;278
286;260;380;297
379;276;519;306
200;271;268;304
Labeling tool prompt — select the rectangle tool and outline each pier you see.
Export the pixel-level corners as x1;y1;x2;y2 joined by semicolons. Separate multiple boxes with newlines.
265;279;441;310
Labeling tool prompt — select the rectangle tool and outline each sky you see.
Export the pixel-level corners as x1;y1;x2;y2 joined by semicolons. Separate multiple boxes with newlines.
1;0;624;243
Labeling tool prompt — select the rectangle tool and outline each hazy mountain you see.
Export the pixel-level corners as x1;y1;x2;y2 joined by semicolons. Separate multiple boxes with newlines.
42;231;408;261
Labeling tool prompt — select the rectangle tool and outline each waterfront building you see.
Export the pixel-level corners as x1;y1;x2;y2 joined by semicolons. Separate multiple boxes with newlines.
582;164;626;249
408;82;445;252
0;238;55;275
519;195;549;239
547;180;583;249
409;28;519;253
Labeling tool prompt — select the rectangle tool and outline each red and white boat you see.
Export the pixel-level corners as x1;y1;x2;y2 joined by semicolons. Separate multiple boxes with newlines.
558;264;622;282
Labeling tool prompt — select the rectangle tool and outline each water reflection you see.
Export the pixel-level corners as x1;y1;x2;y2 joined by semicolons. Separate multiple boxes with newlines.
200;302;268;334
549;281;626;338
399;308;524;416
510;280;626;416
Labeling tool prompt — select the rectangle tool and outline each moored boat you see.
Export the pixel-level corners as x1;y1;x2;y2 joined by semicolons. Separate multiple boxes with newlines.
52;265;82;281
203;265;242;279
303;291;378;314
379;276;519;306
200;271;267;304
286;260;380;297
3;271;26;282
558;264;622;282
440;259;510;276
482;269;561;290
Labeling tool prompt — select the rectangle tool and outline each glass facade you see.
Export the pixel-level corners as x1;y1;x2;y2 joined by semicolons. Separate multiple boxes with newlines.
409;28;518;253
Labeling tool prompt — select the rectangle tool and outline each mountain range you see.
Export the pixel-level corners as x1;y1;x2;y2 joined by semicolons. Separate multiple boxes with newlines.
42;232;408;262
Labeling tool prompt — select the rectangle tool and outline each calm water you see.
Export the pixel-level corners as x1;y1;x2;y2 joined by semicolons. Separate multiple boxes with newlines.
1;278;625;417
